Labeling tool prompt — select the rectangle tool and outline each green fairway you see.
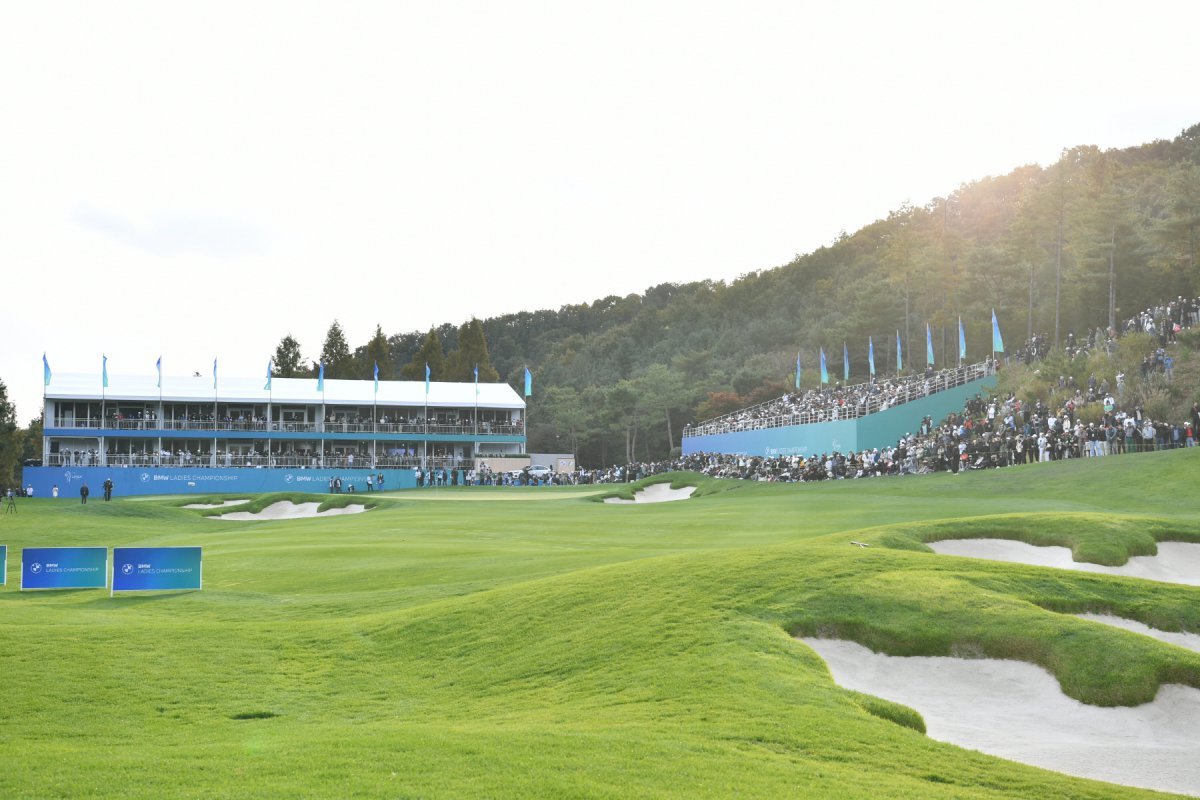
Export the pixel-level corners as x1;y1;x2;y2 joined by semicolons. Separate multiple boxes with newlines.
4;453;1200;798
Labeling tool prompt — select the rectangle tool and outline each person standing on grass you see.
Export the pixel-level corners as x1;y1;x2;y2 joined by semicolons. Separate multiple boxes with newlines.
80;483;89;504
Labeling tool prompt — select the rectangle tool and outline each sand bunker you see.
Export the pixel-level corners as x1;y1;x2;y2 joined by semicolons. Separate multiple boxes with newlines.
213;501;367;520
603;483;696;504
802;638;1200;796
1077;614;1200;654
929;539;1200;586
184;500;248;509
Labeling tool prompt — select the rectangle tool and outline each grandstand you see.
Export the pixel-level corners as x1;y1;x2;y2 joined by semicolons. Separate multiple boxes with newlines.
25;371;526;495
682;361;997;457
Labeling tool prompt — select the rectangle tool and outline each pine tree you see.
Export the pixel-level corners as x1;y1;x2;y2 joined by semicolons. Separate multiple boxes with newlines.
363;324;394;380
445;319;501;382
0;379;19;488
319;320;353;378
273;334;305;378
400;329;446;381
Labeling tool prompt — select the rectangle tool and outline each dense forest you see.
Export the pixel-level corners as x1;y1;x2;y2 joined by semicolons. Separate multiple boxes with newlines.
301;124;1200;467
3;125;1199;485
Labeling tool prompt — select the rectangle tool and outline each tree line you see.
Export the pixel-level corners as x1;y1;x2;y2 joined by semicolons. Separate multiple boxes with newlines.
3;124;1198;485
307;124;1197;468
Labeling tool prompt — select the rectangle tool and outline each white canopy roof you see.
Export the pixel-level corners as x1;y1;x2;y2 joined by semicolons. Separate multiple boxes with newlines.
46;373;526;410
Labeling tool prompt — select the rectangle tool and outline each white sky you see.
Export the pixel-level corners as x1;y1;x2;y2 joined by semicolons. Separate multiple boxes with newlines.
2;1;1198;424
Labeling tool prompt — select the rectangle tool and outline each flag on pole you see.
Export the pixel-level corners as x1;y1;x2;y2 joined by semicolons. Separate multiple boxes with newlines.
474;364;480;396
926;324;935;366
819;348;829;385
992;309;1005;353
373;361;379;393
523;366;533;397
958;317;966;361
43;354;51;387
843;342;849;381
156;356;162;389
213;358;218;390
265;360;273;391
868;336;876;378
795;352;801;390
896;331;903;372
317;361;325;392
102;355;109;389
425;362;431;395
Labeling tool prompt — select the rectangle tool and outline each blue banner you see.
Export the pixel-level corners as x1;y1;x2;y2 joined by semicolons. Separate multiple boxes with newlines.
22;547;108;590
1;544;6;586
23;466;419;498
112;547;202;592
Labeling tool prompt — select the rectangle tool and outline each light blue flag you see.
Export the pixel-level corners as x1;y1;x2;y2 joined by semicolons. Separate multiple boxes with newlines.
868;336;876;378
212;358;218;390
843;342;849;381
926;324;935;366
43;353;51;387
819;348;829;384
317;361;325;392
992;309;1005;353
425;362;431;395
958;317;966;361
102;355;109;388
523;366;532;397
474;364;480;396
795;352;801;390
265;360;273;391
896;331;903;372
156;356;162;389
373;361;379;393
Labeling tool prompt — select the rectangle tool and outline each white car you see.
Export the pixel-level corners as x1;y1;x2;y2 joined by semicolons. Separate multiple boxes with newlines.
527;465;553;479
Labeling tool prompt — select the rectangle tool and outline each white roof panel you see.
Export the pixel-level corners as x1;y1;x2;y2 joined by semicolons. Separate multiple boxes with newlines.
46;373;526;409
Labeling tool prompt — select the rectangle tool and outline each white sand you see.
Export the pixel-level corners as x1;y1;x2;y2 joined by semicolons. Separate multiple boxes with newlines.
183;500;248;509
801;638;1200;796
213;501;367;520
1077;614;1200;654
603;483;696;504
928;539;1200;586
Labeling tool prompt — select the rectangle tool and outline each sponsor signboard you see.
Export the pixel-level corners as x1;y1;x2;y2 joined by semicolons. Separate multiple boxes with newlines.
21;547;108;590
112;547;202;593
1;544;6;586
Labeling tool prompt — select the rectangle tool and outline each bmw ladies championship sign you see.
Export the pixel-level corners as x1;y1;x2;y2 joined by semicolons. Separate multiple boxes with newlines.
21;547;109;590
111;547;202;593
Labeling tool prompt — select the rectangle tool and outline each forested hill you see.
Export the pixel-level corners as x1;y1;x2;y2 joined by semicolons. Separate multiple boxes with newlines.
360;124;1199;466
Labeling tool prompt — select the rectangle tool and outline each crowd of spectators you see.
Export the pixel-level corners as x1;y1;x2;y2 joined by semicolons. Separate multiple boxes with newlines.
685;297;1200;441
683;361;996;437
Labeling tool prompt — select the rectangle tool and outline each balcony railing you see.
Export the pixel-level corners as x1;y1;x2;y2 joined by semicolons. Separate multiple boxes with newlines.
49;418;524;436
43;452;477;470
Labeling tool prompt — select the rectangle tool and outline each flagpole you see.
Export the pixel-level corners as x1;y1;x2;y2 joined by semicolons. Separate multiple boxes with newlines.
372;362;378;471
100;354;107;466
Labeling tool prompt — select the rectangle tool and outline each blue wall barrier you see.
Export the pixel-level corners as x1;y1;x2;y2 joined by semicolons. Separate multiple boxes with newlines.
21;547;109;590
682;376;997;458
112;547;202;592
21;466;418;498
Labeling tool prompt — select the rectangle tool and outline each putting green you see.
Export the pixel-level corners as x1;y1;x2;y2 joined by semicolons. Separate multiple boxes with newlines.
3;452;1199;798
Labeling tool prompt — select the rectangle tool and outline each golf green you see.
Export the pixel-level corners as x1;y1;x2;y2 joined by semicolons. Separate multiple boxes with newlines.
3;452;1199;798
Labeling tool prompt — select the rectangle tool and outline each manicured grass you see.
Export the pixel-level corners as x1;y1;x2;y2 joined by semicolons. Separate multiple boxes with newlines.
2;451;1200;798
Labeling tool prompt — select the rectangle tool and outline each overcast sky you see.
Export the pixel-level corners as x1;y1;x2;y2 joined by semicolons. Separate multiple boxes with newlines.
2;1;1198;424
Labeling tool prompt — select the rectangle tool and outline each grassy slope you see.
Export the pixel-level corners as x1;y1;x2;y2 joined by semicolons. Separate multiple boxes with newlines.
2;454;1200;798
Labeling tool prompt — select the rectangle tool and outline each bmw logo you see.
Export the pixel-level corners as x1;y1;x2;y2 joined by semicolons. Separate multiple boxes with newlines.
284;474;294;484
30;562;42;574
122;563;134;575
140;472;151;483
